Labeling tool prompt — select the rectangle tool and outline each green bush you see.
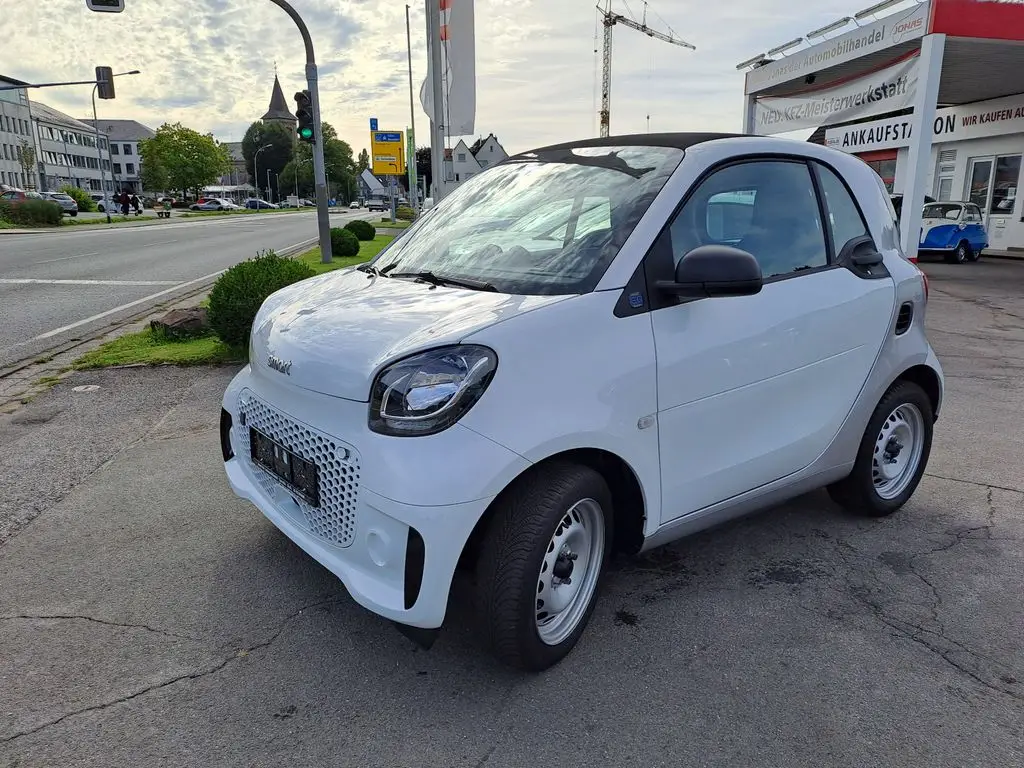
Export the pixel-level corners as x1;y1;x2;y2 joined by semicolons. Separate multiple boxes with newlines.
207;249;316;349
0;198;62;226
59;185;97;212
344;219;376;241
396;206;416;221
330;227;360;258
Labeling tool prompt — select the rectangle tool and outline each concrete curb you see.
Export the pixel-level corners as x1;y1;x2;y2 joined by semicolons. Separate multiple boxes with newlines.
981;249;1024;261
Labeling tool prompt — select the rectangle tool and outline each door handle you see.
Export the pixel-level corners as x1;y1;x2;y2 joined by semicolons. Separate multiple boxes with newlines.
852;251;883;266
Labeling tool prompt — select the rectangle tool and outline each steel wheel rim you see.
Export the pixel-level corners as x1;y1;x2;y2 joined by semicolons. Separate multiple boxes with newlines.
535;498;605;646
957;244;968;262
872;402;926;500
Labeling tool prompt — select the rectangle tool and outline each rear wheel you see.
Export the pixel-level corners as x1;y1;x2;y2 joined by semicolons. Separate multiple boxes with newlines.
828;381;933;517
475;462;613;671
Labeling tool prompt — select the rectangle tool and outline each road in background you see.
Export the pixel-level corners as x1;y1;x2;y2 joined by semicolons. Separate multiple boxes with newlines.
0;210;372;369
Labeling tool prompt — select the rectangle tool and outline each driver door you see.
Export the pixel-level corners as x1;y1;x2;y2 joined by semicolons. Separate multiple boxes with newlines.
649;157;896;522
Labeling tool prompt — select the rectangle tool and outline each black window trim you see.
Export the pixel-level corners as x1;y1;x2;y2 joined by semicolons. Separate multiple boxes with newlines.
627;152;842;316
810;160;889;281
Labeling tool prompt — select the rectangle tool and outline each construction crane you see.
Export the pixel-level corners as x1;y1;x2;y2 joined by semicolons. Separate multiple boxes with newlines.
597;1;695;137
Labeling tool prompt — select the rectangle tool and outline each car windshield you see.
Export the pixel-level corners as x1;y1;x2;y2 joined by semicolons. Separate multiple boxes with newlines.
372;144;684;295
923;203;962;219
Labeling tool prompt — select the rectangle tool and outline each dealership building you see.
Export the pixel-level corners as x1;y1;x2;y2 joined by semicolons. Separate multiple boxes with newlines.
740;0;1024;256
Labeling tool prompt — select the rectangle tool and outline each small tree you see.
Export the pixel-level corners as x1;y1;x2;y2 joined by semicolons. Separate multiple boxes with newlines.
139;122;231;198
357;148;370;173
16;140;36;189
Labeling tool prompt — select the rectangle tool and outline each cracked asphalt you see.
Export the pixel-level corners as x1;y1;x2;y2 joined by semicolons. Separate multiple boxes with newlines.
1;259;1022;767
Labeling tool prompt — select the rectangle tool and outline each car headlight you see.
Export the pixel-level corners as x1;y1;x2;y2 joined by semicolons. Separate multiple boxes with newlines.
369;345;497;436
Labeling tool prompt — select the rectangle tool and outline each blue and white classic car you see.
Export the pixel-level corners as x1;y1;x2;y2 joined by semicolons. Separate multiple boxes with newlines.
919;201;988;263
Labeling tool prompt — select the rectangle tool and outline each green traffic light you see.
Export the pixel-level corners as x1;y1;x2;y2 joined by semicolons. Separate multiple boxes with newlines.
298;127;313;139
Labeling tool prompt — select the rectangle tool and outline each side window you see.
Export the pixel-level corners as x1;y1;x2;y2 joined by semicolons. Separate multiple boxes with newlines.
814;163;871;254
668;160;827;279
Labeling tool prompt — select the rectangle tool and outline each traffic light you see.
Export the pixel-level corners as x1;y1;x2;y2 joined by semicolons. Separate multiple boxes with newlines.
96;66;115;100
294;90;315;144
86;0;125;12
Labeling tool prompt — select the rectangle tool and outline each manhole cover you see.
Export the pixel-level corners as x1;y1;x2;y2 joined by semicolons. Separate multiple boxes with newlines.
72;385;101;393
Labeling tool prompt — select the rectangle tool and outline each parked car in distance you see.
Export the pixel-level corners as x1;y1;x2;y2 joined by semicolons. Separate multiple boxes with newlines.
221;133;943;671
244;198;279;210
349;200;360;209
193;198;239;211
89;193;117;213
0;189;45;202
41;191;79;216
366;197;388;212
918;201;988;263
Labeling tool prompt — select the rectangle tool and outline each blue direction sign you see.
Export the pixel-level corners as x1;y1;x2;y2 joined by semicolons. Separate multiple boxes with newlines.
369;117;378;131
374;132;402;142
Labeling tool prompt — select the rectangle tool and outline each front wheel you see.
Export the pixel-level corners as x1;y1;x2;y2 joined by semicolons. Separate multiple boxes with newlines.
947;241;970;264
475;462;613;671
828;381;933;517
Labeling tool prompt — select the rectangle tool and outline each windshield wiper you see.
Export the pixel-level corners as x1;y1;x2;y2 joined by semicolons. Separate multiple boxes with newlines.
389;270;498;292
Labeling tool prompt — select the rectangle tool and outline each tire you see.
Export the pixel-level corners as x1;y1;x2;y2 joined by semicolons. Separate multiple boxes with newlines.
828;380;933;517
475;462;613;671
947;241;970;264
69;211;77;217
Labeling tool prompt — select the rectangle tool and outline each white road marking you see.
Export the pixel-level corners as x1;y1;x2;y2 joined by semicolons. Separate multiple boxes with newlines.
28;236;317;342
147;239;179;246
32;251;100;265
1;278;180;286
30;270;227;340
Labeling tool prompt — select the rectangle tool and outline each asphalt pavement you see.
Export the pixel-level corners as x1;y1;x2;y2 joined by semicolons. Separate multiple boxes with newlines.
0;210;369;370
0;259;1021;767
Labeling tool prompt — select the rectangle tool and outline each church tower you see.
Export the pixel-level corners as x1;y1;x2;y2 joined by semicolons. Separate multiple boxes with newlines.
261;73;297;132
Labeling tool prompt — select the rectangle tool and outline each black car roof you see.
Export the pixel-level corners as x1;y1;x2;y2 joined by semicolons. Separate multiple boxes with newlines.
510;132;748;160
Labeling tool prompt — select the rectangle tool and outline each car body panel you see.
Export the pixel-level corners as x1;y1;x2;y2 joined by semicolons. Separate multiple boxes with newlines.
250;268;570;402
652;267;895;520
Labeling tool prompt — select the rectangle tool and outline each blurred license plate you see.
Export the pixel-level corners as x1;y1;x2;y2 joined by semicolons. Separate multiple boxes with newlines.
249;428;319;506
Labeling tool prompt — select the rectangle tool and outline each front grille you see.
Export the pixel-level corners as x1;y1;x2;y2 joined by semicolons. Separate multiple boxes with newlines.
237;389;361;548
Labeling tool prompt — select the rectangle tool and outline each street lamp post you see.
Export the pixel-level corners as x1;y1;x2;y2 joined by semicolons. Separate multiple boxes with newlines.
91;68;140;223
253;143;271;211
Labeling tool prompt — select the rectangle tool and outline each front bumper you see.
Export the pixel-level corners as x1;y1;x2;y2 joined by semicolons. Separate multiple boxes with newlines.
221;365;530;629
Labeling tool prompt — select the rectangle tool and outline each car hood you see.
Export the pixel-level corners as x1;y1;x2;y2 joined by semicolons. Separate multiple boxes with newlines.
250;268;570;401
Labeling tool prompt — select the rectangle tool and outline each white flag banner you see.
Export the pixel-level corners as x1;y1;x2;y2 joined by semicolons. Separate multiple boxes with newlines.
420;0;476;137
752;54;920;136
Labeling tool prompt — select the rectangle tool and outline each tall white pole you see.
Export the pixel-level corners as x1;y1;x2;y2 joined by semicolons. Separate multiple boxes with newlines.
425;0;446;202
406;4;419;211
900;33;945;263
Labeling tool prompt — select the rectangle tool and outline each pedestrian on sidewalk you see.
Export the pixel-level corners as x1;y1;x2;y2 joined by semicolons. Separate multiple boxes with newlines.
120;190;130;216
131;194;141;216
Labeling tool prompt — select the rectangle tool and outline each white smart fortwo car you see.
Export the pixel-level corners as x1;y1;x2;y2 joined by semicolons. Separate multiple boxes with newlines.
221;134;943;671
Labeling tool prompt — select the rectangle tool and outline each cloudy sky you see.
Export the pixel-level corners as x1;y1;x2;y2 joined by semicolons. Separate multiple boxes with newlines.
4;0;890;155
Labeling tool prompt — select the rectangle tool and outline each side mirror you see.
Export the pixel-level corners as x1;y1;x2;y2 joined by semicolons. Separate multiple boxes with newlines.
658;245;763;299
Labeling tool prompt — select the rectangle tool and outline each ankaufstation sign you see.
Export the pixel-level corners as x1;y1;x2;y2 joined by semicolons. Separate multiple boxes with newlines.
825;92;1024;153
753;55;919;135
744;1;929;95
